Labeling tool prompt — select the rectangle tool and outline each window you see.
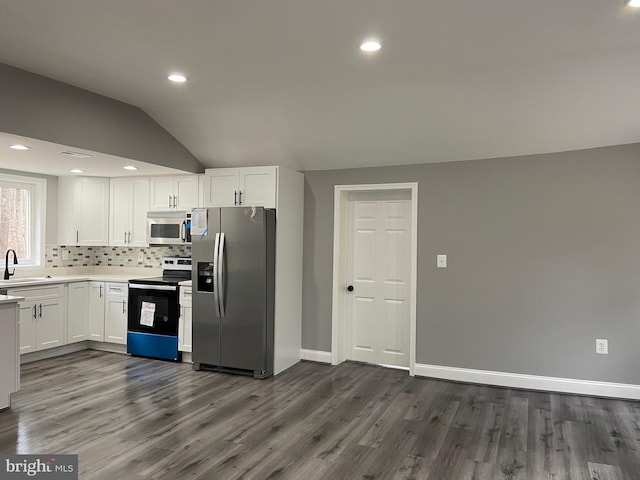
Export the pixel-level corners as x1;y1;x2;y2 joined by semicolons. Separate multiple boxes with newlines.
0;174;46;268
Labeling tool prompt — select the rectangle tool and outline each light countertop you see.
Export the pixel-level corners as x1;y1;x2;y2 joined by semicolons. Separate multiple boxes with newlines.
0;295;24;304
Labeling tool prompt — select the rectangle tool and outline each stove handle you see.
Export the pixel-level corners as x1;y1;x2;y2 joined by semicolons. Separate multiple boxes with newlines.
129;284;177;291
213;233;221;317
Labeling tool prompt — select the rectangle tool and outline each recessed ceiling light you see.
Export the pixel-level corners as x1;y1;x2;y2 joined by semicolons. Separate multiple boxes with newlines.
123;165;138;171
9;144;29;150
627;0;640;7
60;150;92;158
70;169;84;174
360;40;382;53
167;73;188;83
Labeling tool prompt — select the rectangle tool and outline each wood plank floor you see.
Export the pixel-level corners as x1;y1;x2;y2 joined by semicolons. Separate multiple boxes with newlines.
1;351;639;479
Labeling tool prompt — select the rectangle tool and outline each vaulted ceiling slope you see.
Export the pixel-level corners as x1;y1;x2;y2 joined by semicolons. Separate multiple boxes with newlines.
0;1;639;171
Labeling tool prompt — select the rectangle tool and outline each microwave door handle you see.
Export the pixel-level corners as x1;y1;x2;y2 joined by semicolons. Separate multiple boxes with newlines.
180;221;186;243
213;233;221;317
218;232;226;317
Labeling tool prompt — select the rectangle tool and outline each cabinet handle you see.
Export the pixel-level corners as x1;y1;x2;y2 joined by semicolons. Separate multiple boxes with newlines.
122;300;126;314
173;195;177;208
124;231;127;244
76;230;79;243
234;190;237;205
100;284;103;298
39;304;42;318
169;195;172;209
128;231;132;244
238;190;242;205
32;304;37;319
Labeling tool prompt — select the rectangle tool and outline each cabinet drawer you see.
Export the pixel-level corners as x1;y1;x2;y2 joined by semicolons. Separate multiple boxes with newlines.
9;284;64;300
105;283;128;297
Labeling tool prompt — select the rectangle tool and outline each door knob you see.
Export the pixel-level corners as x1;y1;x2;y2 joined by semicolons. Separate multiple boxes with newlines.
347;285;354;292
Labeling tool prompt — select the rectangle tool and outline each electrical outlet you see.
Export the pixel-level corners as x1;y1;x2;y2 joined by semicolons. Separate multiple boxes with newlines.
437;254;447;268
137;252;144;263
596;338;608;355
61;250;70;260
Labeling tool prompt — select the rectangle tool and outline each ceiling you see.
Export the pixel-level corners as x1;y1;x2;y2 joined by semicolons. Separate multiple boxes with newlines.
0;1;639;173
0;132;188;177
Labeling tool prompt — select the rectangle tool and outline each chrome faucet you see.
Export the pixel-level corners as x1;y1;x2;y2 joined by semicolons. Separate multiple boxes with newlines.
4;249;18;280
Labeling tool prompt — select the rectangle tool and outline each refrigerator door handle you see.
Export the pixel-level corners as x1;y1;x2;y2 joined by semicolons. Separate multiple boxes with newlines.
218;232;226;317
213;233;221;317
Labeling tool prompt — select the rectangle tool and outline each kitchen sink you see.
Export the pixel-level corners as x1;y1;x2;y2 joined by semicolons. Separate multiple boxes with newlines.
0;277;55;284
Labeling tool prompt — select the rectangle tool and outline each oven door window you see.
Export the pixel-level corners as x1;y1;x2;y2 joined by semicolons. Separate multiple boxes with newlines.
128;287;179;336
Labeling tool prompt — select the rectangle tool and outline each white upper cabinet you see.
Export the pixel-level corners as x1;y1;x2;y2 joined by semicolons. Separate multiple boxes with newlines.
149;175;199;211
109;177;150;247
58;176;109;245
203;167;277;208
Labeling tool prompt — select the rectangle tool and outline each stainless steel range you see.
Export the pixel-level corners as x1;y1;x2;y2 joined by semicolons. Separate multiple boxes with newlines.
127;257;191;361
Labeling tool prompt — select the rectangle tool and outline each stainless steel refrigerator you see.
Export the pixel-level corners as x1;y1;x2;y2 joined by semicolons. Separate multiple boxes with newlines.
192;207;275;378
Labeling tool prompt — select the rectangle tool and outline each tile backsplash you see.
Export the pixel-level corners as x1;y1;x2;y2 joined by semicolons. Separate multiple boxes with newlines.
46;245;192;269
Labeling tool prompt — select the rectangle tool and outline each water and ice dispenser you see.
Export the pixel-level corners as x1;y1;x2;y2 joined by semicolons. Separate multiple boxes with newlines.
197;262;215;292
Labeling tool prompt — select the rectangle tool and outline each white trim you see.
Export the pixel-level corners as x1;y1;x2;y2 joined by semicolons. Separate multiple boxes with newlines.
331;183;418;375
414;363;640;400
301;349;332;364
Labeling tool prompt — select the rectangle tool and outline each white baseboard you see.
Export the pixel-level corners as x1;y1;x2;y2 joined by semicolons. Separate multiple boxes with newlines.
300;349;332;364
414;363;640;400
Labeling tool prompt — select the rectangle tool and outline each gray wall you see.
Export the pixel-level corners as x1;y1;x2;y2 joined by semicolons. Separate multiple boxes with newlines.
0;63;203;173
303;143;640;384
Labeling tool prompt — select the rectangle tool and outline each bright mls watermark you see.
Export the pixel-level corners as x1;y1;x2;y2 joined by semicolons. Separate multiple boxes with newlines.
0;455;77;479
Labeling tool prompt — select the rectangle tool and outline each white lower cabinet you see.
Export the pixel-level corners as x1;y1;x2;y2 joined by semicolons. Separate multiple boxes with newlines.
105;283;128;345
179;286;192;352
88;282;106;342
10;285;66;354
67;282;89;344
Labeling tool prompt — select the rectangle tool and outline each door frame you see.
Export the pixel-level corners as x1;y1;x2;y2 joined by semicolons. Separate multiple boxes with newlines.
331;182;418;375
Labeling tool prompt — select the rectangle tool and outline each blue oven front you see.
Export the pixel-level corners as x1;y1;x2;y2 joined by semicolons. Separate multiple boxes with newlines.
127;282;181;362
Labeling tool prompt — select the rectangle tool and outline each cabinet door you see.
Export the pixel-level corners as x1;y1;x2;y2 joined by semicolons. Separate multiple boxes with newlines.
203;169;238;207
109;180;132;246
181;305;192;352
77;178;110;245
238;167;277;208
149;177;175;211
58;177;109;245
175;176;200;210
37;299;65;350
88;282;105;342
18;302;37;354
105;284;127;345
67;282;89;344
130;178;150;246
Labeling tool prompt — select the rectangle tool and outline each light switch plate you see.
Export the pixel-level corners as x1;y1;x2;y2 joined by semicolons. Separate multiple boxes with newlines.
437;254;447;268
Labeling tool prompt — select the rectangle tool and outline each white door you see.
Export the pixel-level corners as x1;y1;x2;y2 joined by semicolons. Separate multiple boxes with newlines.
37;298;65;350
76;178;109;245
175;176;200;210
238;167;277;208
203;169;239;207
149;177;175;211
109;180;132;246
130;178;150;246
88;282;105;341
345;191;411;368
67;282;89;344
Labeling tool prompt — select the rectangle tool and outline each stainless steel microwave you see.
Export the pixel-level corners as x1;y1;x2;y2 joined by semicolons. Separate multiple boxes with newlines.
147;211;191;245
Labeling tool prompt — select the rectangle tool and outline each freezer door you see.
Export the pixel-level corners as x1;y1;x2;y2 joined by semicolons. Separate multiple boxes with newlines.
192;207;221;366
219;207;270;372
